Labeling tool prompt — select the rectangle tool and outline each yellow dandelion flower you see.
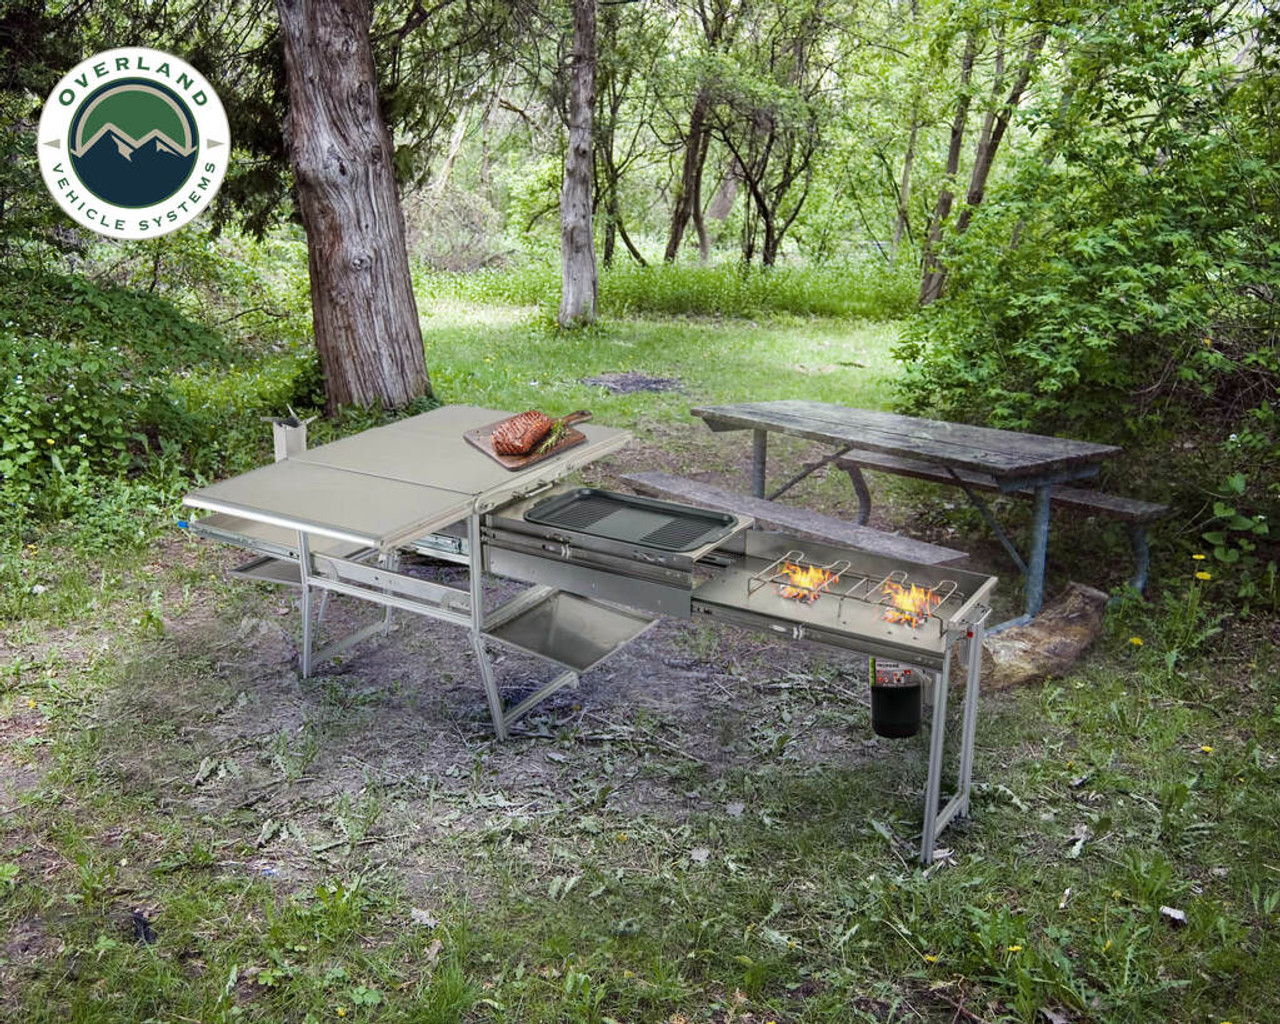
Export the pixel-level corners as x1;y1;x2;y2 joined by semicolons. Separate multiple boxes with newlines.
924;954;939;963
1007;944;1023;953
1202;338;1213;346
45;437;54;445
1129;636;1144;646
1192;553;1206;560
1201;745;1214;753
27;698;36;708
1195;571;1212;580
615;831;628;842
1103;939;1112;951
336;1009;347;1019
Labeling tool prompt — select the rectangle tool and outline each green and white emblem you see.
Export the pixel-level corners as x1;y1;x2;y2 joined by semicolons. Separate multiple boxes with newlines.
38;47;230;239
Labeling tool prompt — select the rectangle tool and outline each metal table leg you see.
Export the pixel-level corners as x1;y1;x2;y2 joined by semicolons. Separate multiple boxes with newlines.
297;530;313;678
988;483;1053;633
1023;484;1052;619
956;617;984;817
467;514;509;741
1128;524;1151;594
919;654;951;865
381;550;398;635
751;429;768;498
848;466;872;525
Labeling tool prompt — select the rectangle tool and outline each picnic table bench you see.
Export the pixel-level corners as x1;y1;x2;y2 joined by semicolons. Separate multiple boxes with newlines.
688;400;1167;631
622;470;967;566
833;450;1168;597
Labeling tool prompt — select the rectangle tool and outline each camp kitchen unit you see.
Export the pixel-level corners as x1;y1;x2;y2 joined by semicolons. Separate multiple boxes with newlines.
182;405;995;863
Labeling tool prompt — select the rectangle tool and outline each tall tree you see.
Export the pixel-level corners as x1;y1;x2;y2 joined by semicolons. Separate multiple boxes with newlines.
275;0;431;410
594;0;657;268
919;30;977;306
663;0;742;263
559;0;598;326
919;23;1046;305
711;0;832;267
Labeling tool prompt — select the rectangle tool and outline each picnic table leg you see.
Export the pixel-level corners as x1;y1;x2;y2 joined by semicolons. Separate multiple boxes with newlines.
1128;524;1151;594
848;465;872;525
1023;484;1053;620
751;429;768;498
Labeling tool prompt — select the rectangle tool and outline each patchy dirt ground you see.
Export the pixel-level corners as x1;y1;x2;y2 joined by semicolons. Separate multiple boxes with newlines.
86;544;922;898
0;430;1074;1018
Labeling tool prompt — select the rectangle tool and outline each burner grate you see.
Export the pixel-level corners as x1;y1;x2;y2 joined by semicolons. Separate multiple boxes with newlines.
746;549;961;636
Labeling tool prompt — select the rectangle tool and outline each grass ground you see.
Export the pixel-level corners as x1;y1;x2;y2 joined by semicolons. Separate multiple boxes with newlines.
2;297;1279;1024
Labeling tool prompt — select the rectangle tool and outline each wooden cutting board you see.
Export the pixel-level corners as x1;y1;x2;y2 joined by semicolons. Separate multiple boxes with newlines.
464;418;589;471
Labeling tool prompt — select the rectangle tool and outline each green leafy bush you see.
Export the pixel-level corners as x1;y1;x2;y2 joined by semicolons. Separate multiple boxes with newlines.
0;268;318;530
893;6;1279;596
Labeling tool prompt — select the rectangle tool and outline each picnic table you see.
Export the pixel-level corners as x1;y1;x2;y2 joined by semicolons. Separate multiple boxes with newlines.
690;400;1149;630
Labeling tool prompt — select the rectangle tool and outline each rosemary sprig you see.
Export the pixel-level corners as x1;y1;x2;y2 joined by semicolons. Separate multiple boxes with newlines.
535;421;568;454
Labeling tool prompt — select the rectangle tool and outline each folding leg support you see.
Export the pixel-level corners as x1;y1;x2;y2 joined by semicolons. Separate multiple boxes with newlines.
919;616;986;865
465;514;579;740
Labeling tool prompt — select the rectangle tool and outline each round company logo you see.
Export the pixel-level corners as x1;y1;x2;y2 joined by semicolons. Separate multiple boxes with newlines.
38;48;229;239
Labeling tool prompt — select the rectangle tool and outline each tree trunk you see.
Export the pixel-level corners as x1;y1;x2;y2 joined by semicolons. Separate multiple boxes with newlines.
616;212;647;266
275;0;430;412
664;90;712;262
602;209;616;268
920;31;977;307
431;104;469;201
761;218;781;267
890;120;917;259
692;191;710;262
559;0;598;327
953;30;1046;237
706;162;740;223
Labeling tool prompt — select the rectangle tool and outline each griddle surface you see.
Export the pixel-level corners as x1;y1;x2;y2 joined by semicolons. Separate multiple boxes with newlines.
523;488;739;552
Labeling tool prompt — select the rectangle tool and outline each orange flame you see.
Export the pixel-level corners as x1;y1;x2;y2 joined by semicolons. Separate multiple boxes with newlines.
776;561;838;603
882;580;942;628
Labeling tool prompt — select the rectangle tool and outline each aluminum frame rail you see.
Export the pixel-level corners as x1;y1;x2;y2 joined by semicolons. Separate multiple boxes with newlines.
205;511;633;742
918;609;988;864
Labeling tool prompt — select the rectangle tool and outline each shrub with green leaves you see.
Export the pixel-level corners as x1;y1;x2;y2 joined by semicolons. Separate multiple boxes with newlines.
0;267;317;530
892;3;1279;596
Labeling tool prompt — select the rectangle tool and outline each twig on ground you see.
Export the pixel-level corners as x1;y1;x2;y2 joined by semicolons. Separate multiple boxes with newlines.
581;711;707;764
931;990;992;1024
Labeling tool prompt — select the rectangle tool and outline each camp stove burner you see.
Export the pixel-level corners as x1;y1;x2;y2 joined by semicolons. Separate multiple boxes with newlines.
746;549;959;636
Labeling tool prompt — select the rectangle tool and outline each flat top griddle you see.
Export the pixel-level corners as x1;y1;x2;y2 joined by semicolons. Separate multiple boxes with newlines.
523;488;740;552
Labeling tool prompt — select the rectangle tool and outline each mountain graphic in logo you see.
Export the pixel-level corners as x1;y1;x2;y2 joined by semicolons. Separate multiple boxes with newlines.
68;79;199;208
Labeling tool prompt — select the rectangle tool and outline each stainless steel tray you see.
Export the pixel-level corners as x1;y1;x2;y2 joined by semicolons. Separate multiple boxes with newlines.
484;590;658;672
485;484;753;575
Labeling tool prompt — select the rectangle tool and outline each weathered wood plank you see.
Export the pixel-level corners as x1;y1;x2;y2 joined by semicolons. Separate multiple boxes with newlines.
691;400;1120;479
835;451;1169;523
621;471;968;566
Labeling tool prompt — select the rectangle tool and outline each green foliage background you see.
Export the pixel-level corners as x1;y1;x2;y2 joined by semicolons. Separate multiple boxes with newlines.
0;0;1275;591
